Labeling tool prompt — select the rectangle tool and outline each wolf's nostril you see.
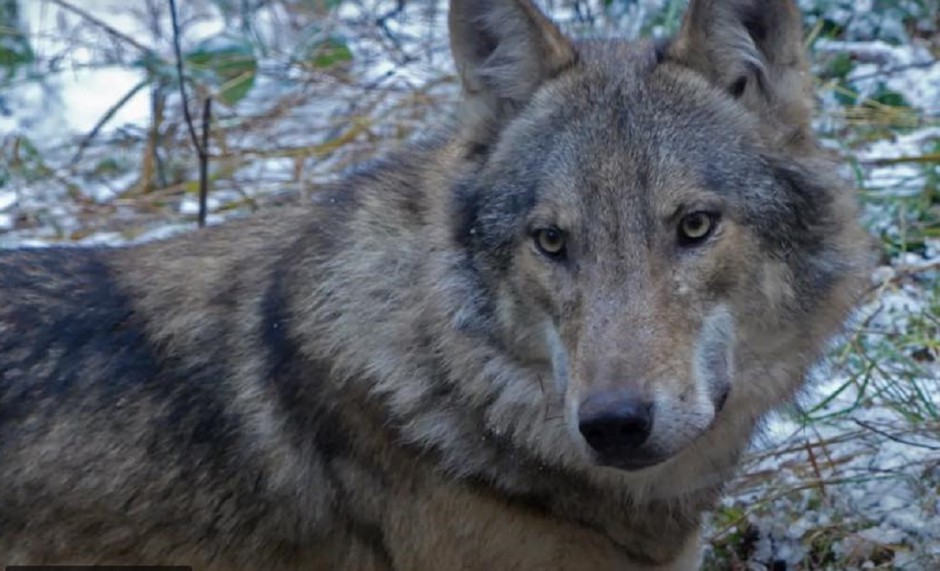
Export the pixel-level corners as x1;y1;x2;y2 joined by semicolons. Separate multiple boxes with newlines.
583;426;604;445
578;391;653;455
618;420;644;437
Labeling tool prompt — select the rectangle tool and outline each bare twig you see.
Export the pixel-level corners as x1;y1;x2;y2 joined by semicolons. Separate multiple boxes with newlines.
895;260;940;276
169;0;202;157
847;61;938;82
805;440;829;500
852;419;940;451
47;0;151;53
199;97;212;228
169;0;211;228
862;153;940;166
70;79;151;166
376;0;407;50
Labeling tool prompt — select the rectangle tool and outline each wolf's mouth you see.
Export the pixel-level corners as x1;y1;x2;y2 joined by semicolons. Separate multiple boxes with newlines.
715;385;731;414
592;449;669;472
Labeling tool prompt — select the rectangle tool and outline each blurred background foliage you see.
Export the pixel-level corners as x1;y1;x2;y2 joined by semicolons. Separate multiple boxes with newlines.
0;0;936;243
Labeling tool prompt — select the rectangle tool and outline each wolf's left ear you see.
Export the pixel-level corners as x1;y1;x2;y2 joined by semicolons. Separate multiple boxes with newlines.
669;0;813;150
449;0;576;151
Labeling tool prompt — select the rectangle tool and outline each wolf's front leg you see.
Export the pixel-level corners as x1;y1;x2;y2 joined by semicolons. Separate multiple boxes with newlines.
649;530;702;571
383;476;702;571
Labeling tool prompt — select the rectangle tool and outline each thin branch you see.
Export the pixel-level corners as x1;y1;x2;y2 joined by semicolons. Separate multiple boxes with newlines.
847;61;938;83
853;419;940;451
69;79;151;166
47;0;151;53
169;0;203;157
169;0;211;228
199;97;212;228
375;0;406;51
863;153;940;167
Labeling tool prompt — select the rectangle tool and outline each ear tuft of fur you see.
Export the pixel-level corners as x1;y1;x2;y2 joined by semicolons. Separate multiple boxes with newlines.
669;0;814;151
449;0;576;152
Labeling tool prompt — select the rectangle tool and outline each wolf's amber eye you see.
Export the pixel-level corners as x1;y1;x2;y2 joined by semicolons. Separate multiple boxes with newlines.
534;227;566;257
678;212;717;245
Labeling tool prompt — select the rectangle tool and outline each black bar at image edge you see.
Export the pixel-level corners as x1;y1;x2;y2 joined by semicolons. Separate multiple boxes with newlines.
7;567;192;570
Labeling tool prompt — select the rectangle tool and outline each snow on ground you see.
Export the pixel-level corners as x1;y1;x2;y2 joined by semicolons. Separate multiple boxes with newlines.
858;128;940;197
729;39;940;561
730;39;940;560
735;267;940;568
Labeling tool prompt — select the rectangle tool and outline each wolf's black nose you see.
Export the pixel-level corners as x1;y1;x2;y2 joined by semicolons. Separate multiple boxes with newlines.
578;391;653;455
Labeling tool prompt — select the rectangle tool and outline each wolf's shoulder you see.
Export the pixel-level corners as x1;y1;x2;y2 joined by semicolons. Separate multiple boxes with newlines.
0;247;161;409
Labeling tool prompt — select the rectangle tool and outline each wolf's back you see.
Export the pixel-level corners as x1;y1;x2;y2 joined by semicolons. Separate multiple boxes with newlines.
0;248;158;417
0;248;267;564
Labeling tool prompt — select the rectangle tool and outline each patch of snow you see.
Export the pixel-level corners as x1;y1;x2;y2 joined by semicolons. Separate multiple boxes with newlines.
816;39;940;111
76;231;126;247
1;67;147;152
57;67;150;134
856;127;940;198
0;191;16;211
128;223;197;245
179;196;221;216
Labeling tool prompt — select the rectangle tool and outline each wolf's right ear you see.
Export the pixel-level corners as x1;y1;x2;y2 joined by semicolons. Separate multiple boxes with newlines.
668;0;814;151
449;0;576;152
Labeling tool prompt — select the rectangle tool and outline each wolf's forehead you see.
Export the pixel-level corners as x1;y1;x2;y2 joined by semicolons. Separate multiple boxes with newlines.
528;90;750;229
574;38;663;76
555;37;750;137
496;40;761;222
541;66;750;195
538;89;733;190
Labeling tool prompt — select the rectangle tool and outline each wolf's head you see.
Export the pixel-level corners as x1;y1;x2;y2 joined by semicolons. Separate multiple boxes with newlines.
445;0;869;473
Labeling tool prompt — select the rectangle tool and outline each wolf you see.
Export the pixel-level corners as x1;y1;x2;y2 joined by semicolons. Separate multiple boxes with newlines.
0;0;871;569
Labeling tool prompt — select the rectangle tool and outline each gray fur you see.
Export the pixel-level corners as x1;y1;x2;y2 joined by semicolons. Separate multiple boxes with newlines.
0;1;871;569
